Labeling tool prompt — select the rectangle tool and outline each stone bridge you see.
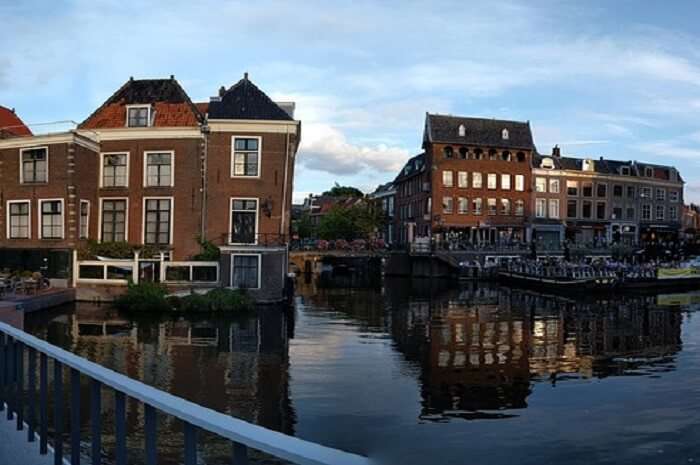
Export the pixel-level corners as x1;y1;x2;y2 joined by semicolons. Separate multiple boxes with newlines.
289;250;385;274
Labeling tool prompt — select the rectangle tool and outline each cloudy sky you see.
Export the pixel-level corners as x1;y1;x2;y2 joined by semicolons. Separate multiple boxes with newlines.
3;0;700;202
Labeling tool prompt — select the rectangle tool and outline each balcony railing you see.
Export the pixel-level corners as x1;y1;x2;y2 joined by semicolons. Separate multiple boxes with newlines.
0;321;371;465
217;233;289;247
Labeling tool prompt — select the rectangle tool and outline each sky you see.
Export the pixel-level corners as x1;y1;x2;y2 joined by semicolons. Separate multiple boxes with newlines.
3;0;700;203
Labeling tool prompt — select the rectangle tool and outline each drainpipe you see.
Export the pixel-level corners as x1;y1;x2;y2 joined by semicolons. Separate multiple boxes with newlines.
200;127;209;240
281;124;291;238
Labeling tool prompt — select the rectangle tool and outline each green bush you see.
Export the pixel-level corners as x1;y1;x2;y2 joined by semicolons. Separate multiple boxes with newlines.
191;236;221;261
114;282;171;313
115;283;253;313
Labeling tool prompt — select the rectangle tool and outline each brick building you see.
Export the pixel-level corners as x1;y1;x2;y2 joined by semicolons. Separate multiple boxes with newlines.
394;152;430;244
422;114;535;245
0;74;300;302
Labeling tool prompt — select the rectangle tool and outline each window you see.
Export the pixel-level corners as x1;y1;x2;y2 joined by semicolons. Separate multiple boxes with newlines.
596;183;607;197
583;159;595;171
641;204;651;221
501;199;511;215
626;207;635;220
548;199;559;219
39;200;63;239
501;151;511;162
627;186;635;199
232;255;260;289
232;137;261;177
20;147;48;183
501;128;509;140
458;147;468;159
442;197;453;214
640;187;651;199
613;185;623;197
516;152;526;162
101;153;128;187
501;174;511;190
230;198;258;244
7;201;30;239
645;167;653;177
656;188;666;201
472;198;482;215
567;181;578;196
655;205;665;221
487;174;497;190
515;200;524;216
596;202;606;220
458;171;468;188
612;206;622;220
458;125;466;137
670;191;680;203
540;158;554;169
80;200;90;239
127;105;151;127
567;200;577;219
670;205;679;221
535;177;547;193
442;170;453;187
487;198;497;215
473;149;483;160
535;199;546;218
515;175;525;192
144;198;172;246
145;152;173;187
582;201;592;219
489;150;497;160
620;166;630;176
458;197;468;214
549;178;560;194
582;182;593;197
100;199;128;242
472;173;483;189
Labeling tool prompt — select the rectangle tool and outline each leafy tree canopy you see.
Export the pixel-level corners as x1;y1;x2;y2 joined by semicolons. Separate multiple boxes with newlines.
322;182;364;198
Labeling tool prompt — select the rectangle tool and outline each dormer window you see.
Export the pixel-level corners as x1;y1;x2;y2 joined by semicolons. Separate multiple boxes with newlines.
458;124;466;137
582;159;595;172
644;167;653;177
127;105;151;128
620;166;630;176
443;146;454;159
540;157;554;169
501;128;509;140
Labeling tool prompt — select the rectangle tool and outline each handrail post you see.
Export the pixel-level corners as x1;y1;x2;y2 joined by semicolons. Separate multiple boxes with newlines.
27;347;36;442
232;441;249;465
0;334;5;412
70;368;81;465
145;404;157;465
115;391;126;465
39;353;48;455
16;341;24;430
184;422;197;465
90;380;101;465
54;360;64;465
7;336;14;421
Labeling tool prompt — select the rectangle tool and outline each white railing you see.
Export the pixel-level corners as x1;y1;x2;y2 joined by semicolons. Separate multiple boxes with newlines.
0;321;372;465
162;261;219;284
76;260;135;285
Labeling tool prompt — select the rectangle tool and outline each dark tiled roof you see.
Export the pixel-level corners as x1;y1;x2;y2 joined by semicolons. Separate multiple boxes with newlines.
208;74;293;121
80;77;202;128
0;105;32;137
394;153;425;182
425;113;534;149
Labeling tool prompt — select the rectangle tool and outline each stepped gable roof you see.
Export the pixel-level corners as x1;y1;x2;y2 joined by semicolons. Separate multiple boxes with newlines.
79;76;203;129
0;105;32;137
424;113;534;150
208;73;293;121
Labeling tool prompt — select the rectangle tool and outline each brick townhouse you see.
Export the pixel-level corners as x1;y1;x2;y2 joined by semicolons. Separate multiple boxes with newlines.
0;74;300;302
419;113;535;245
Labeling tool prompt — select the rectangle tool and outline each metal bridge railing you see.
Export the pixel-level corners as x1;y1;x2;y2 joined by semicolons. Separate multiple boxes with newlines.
0;321;371;465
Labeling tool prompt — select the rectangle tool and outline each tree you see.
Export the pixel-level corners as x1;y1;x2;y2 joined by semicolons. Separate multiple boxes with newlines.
322;182;364;198
316;202;385;241
294;212;316;239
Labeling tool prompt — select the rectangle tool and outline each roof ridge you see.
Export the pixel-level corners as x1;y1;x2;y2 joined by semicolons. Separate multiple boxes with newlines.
427;112;530;125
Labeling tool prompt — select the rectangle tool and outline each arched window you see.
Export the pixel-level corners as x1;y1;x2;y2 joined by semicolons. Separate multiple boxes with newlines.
516;152;526;162
474;148;483;160
501;151;511;161
443;146;454;159
489;149;497;160
540;157;554;169
458;147;468;159
458;124;466;137
502;128;509;140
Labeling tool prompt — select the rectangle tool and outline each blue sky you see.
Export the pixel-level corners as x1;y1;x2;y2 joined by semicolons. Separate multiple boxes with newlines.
3;1;700;203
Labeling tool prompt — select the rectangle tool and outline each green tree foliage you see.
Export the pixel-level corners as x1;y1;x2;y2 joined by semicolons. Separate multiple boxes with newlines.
322;182;364;198
317;203;385;240
294;212;316;239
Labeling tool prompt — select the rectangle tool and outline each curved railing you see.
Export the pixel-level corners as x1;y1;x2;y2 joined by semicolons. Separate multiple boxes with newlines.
0;322;371;465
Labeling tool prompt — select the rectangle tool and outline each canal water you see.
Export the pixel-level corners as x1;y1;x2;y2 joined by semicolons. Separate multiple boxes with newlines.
21;278;700;465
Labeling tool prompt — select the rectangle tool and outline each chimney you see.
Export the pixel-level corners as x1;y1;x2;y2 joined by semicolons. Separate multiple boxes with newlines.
244;72;249;80
552;145;561;158
218;86;226;97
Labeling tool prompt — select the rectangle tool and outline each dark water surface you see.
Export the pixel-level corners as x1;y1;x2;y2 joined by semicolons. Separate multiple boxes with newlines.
23;278;700;464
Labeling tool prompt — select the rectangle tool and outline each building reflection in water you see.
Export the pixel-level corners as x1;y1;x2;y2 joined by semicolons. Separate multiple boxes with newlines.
23;305;294;465
385;281;683;422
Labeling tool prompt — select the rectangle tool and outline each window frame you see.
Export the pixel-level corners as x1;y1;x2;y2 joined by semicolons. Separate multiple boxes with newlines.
515;175;525;192
487;173;497;190
99;152;130;188
535;177;547;193
535;198;546;218
457;197;468;214
548;199;560;219
655;204;665;221
641;204;651;221
6;199;31;239
442;170;453;187
457;171;468;188
655;188;666;202
143;151;175;187
230;253;262;290
549;178;560;194
501;174;511;190
442;196;453;214
37;198;65;240
142;196;174;246
229;197;259;245
472;172;483;189
126;104;152;128
98;197;129;243
79;200;90;240
19;146;49;184
231;136;262;178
